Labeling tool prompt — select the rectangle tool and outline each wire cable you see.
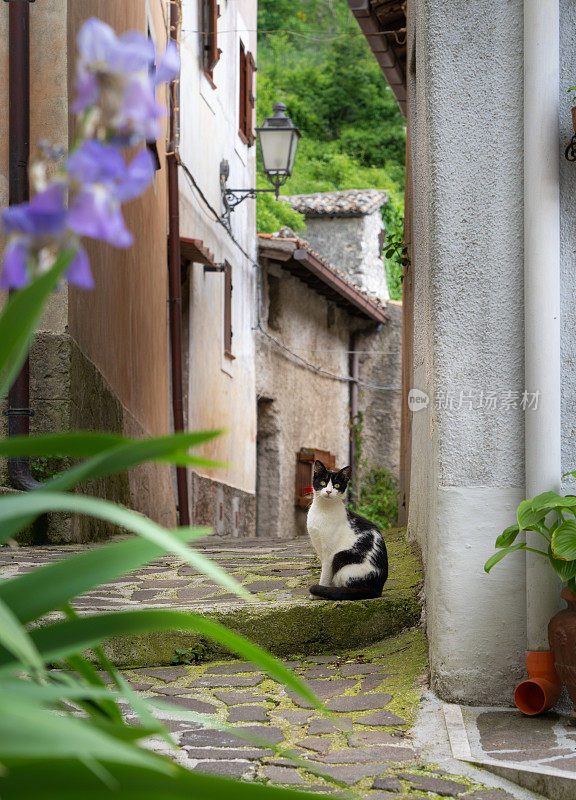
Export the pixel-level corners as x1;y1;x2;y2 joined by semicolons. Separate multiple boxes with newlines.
177;157;400;392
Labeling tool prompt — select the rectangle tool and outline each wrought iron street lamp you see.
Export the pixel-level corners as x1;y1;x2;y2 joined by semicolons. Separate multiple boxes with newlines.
220;102;301;228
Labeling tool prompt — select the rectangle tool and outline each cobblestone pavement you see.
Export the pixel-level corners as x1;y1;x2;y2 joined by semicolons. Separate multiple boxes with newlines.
116;630;521;800
0;534;416;613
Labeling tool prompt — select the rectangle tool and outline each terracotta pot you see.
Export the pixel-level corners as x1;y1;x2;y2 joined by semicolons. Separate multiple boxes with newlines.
548;587;576;707
572;106;576;136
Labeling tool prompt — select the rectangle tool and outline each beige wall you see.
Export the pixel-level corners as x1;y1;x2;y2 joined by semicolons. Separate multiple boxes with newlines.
178;0;258;504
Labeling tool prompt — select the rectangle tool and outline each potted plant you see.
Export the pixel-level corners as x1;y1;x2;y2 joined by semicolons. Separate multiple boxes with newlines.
485;481;576;709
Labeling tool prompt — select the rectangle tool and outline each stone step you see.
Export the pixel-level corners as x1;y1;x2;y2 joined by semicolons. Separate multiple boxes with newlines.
0;530;422;667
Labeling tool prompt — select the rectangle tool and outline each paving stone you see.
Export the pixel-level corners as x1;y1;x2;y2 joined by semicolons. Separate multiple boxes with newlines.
395;772;468;796
151;686;201;696
308;718;352;734
182;725;284;747
348;731;399;746
369;793;402;800
246;580;286;592
277;709;313;725
464;792;517;800
288;679;356;707
127;682;153;691
260;568;304;577
302;667;340;679
187;674;263;688
193;760;254;778
130;589;161;601
354;710;407;727
213;691;261;705
184;747;271;760
326;694;393;712
297;736;336;755
320;745;415;764
306;656;340;664
262;766;304;785
371;776;402;792
361;674;389;691
143;579;190;588
176;587;219;600
139;667;189;683
228;705;269;722
340;663;383;677
151;694;217;714
313;764;396;785
204;661;261;674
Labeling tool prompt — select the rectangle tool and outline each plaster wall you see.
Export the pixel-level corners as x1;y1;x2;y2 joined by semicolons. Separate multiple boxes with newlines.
179;0;257;519
257;260;351;539
303;212;390;302
408;0;527;703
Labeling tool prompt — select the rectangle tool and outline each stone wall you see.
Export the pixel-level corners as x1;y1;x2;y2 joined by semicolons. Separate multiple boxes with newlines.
191;472;255;540
357;301;402;479
303;212;390;302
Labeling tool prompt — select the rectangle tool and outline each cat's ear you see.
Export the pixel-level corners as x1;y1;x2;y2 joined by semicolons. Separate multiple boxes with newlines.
338;465;352;482
313;459;327;476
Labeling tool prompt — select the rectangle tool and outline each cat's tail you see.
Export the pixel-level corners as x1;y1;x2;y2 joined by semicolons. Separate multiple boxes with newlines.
309;584;382;601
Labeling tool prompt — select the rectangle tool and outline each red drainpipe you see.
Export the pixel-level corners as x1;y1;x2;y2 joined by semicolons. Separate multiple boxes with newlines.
5;0;41;492
166;3;190;526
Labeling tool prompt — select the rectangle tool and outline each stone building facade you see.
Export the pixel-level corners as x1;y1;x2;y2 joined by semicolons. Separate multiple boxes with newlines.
256;232;397;540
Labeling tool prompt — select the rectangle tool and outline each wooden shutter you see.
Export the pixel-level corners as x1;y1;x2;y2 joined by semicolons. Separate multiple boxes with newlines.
295;448;336;507
203;0;221;79
239;41;247;141
246;51;256;145
224;261;233;358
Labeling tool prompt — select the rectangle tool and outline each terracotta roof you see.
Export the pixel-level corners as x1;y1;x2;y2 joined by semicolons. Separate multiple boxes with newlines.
282;189;388;218
347;0;407;116
257;234;389;325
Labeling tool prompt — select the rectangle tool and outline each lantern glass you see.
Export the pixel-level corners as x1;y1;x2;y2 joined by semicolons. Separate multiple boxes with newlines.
256;103;301;179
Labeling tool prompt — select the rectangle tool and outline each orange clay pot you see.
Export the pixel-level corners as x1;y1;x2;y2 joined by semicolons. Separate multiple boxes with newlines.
514;650;562;716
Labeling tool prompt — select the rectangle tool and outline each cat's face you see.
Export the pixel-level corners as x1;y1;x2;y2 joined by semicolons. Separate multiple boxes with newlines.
312;460;352;501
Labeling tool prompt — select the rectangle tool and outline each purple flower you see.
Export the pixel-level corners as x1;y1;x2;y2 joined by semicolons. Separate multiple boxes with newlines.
67;140;154;247
0;184;93;290
73;18;180;142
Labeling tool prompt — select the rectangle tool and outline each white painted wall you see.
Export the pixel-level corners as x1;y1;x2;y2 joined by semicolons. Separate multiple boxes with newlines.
179;0;257;496
408;0;529;703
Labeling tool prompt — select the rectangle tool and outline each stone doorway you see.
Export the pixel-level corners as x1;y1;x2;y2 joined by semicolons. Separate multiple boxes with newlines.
256;397;282;538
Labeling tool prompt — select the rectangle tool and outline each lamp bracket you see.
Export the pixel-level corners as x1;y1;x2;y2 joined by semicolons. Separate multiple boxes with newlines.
219;159;288;230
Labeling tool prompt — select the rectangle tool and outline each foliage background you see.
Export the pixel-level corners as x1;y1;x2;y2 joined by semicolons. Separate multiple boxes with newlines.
256;0;406;299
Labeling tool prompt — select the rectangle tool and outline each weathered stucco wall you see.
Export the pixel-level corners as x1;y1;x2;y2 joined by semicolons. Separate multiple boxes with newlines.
179;0;257;533
357;301;402;479
257;259;351;539
303;212;390;302
408;0;527;704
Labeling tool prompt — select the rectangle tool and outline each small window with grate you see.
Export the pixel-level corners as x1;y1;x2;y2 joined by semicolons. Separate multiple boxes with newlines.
295;448;336;507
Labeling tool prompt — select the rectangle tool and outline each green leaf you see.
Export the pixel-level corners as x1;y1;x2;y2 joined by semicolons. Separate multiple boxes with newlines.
0;431;223;542
0;610;322;710
517;499;547;531
0;695;173;772
0;252;73;400
484;543;528;573
65;652;123;724
551;520;576;561
0;524;215;624
0;596;44;673
495;524;521;548
0;492;251;607
0;758;322;800
531;491;576;513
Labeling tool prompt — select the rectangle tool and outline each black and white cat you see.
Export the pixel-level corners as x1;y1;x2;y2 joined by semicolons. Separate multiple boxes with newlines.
307;460;388;600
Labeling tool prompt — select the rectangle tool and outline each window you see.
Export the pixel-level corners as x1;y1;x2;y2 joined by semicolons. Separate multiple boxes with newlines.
239;41;256;145
201;0;221;85
223;261;234;359
295;448;336;507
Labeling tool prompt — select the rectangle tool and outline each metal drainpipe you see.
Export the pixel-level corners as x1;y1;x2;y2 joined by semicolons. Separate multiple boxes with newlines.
5;0;41;492
167;3;190;526
349;332;360;505
513;0;562;714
